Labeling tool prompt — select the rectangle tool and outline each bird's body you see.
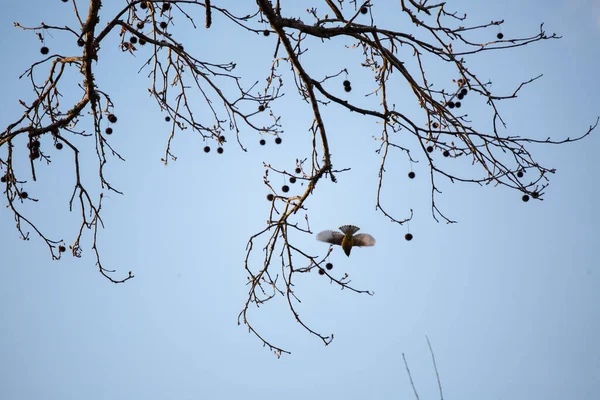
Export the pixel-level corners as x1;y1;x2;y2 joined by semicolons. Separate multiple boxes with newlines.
316;225;375;256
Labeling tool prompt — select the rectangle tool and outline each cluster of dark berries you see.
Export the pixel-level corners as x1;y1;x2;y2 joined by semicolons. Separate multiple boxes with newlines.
318;262;334;275
203;145;224;154
343;79;352;93
28;139;41;160
261;137;282;145
522;191;539;202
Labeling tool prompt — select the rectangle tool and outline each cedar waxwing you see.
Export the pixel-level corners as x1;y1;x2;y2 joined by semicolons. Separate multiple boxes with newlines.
316;225;376;257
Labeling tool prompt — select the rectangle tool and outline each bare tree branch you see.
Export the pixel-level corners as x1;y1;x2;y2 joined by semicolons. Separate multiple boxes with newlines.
1;0;595;354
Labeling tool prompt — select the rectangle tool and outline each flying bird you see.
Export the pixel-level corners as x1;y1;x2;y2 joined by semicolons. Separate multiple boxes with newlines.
316;225;376;257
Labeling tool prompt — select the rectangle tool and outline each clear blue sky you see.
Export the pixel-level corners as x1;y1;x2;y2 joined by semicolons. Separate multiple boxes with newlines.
1;1;599;399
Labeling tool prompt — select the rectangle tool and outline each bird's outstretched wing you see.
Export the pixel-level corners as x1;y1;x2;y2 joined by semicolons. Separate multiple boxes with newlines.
316;230;344;245
339;225;360;235
353;233;376;247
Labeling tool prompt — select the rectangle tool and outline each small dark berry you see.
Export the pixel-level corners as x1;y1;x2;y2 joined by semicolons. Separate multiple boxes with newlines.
139;38;146;46
260;139;266;146
344;85;352;92
281;185;289;193
137;21;145;29
289;176;296;184
203;146;210;153
30;151;40;160
497;32;504;40
55;143;63;150
295;168;301;174
31;140;40;149
20;192;29;199
107;114;117;123
263;30;270;36
218;135;226;143
460;88;468;96
405;233;413;241
326;262;333;270
77;38;85;47
517;171;524;178
217;147;224;154
343;80;351;87
267;193;274;201
360;6;368;14
140;2;148;9
443;150;450;157
275;137;282;145
522;194;530;202
160;21;168;29
258;105;265;112
40;47;49;55
531;191;539;199
130;36;138;44
457;93;464;100
455;101;461;108
165;116;171;122
105;127;113;135
447;101;455;109
58;245;66;253
318;268;325;275
408;171;415;179
427;145;434;153
62;0;68;2
432;122;439;129
0;175;6;183
162;2;171;11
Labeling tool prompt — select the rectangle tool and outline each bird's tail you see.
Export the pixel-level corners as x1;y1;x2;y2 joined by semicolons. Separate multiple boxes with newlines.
339;225;360;235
